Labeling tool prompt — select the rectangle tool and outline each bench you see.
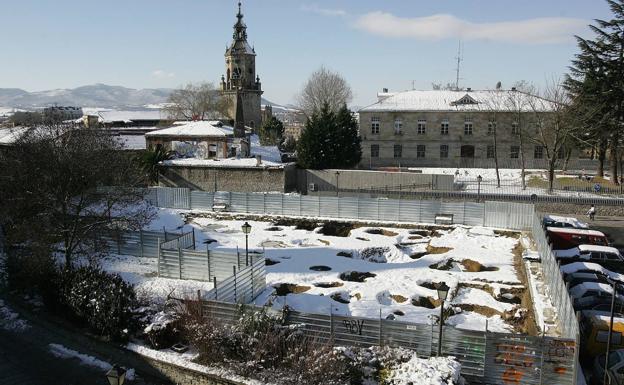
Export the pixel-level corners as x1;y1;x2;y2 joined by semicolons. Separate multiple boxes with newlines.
434;213;454;225
212;202;230;212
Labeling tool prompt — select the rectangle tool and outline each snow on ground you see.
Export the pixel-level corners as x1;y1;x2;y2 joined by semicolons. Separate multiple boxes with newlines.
126;343;268;385
185;213;523;332
48;344;135;380
0;299;30;332
383;355;461;385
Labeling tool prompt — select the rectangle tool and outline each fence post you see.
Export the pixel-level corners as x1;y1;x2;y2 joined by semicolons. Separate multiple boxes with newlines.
263;193;266;214
233;266;238;303
379;308;383;347
139;229;144;258
157;238;161;276
178;246;182;279
213;277;218;300
207;248;211;281
192;228;196;250
237;246;241;270
250;260;254;301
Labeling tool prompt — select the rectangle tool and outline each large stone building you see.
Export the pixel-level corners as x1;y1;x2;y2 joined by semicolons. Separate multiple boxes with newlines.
220;2;263;130
358;88;569;169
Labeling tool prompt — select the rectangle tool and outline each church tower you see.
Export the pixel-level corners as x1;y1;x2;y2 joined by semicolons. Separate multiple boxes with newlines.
221;2;263;130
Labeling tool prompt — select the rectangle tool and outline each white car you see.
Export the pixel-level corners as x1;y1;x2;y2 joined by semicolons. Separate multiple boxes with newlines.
543;214;589;229
554;244;623;262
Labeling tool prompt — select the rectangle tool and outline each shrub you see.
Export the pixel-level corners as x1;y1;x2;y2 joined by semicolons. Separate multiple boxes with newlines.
58;266;136;340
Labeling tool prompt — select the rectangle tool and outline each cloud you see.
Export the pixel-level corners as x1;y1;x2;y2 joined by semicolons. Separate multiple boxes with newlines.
353;12;587;44
301;3;346;17
151;70;175;79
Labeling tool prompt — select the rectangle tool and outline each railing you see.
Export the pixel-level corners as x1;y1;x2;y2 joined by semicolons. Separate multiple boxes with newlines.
202;258;266;303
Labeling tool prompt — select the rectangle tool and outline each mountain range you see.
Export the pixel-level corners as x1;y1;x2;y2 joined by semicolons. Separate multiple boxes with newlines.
0;84;293;111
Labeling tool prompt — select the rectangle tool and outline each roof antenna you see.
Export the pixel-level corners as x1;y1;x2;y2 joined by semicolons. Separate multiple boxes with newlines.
455;40;463;91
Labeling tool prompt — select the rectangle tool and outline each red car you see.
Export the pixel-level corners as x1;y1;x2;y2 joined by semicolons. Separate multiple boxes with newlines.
546;227;609;250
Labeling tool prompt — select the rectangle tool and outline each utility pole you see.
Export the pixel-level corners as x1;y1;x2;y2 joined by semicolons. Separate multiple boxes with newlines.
455;41;463;91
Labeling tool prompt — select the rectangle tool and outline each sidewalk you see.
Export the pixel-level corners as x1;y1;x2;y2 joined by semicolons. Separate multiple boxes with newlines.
0;296;172;385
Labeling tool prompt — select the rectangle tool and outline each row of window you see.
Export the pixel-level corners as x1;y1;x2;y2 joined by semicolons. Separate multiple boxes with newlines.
370;145;557;159
372;118;533;136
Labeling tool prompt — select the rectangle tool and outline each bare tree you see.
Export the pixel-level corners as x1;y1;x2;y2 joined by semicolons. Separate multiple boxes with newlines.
506;81;537;190
164;82;231;121
0;124;153;267
297;67;353;116
527;80;577;192
482;90;509;188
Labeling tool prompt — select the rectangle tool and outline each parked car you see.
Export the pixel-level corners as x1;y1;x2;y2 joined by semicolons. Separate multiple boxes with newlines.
561;261;624;283
546;227;609;250
543;214;589;229
594;349;624;384
564;272;610;288
555;245;623;264
582;316;624;358
570;281;614;304
575;295;624;311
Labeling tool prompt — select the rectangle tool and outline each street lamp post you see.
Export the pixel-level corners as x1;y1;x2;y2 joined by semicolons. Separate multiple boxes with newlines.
604;279;618;385
437;282;450;357
106;365;127;385
477;175;483;202
241;222;252;266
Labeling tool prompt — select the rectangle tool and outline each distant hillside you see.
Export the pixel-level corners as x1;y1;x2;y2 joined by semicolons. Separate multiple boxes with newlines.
0;84;172;109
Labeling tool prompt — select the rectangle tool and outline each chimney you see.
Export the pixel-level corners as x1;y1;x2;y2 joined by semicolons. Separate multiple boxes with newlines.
256;155;262;166
511;87;517;91
382;88;388;93
466;87;472;92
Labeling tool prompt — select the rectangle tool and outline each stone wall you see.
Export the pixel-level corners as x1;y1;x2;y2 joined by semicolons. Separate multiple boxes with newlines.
140;355;245;385
159;164;296;193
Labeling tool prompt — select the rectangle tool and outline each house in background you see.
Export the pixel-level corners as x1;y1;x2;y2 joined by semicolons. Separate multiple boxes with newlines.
145;120;250;159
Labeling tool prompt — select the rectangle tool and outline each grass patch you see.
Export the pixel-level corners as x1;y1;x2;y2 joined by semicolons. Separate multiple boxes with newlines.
318;221;354;237
336;251;353;258
365;228;398;237
411;296;440;309
314;282;344;288
390;294;408;303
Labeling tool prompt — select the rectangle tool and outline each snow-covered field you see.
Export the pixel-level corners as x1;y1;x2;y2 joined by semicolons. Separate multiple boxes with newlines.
101;208;532;333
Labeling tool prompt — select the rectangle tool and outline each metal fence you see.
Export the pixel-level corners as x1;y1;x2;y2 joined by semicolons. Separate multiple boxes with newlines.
202;258;266;303
200;300;577;385
98;229;174;258
531;215;580;340
151;188;535;231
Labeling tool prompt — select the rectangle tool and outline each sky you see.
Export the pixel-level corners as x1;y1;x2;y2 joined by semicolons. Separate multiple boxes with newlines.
0;0;613;106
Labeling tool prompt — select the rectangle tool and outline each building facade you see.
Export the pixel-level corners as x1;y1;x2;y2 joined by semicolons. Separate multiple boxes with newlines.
359;89;571;169
220;2;263;130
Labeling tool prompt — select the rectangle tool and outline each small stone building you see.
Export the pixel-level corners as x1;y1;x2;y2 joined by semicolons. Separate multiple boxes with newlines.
145;121;241;159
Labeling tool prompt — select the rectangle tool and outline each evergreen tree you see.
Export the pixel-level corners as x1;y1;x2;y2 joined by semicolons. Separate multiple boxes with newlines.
258;116;285;146
566;0;624;183
296;103;362;169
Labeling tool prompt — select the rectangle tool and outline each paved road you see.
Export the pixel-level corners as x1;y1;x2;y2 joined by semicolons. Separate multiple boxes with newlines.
0;298;169;385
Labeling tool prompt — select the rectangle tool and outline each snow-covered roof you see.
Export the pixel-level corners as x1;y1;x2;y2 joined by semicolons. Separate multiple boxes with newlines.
360;89;554;113
145;121;234;138
98;110;167;124
547;227;606;237
569;281;613;299
162;157;283;169
578;245;621;255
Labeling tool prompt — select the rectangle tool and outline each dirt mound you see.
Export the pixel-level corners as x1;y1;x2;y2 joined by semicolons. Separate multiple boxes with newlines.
330;292;351;304
265;226;283;231
393;310;405;316
358;247;390;263
337;251;353;258
265;259;281;266
419;281;440;290
410;252;427;260
309;265;332;272
274;284;311;296
339;271;377;282
412;296;440;309
365;228;398;237
461;259;500;272
390;294;408;303
426;245;453;255
409;230;431;237
273;218;319;231
429;259;455;271
314;282;344;288
318;221;354;237
455;304;501;317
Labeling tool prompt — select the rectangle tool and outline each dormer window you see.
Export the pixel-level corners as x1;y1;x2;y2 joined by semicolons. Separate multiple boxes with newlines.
451;94;479;106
